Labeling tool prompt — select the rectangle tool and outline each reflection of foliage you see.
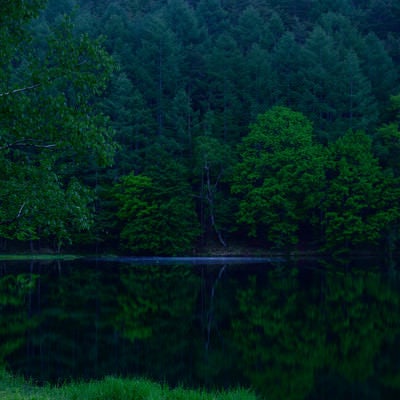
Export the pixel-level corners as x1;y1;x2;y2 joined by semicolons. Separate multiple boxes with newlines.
115;265;201;382
233;269;324;400
116;265;199;341
233;266;400;399
323;270;400;382
0;273;38;366
34;266;119;381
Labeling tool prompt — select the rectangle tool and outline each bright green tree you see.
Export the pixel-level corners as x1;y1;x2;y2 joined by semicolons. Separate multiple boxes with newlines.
231;107;326;248
321;130;399;251
113;171;200;255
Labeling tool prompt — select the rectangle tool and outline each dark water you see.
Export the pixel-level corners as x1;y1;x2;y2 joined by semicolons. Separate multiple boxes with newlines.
1;257;400;399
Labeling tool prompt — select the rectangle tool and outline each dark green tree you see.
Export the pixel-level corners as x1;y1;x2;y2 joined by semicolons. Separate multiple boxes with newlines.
271;32;306;109
360;32;398;112
203;32;244;143
301;25;344;141
0;3;115;249
234;5;268;54
338;50;378;133
100;73;155;175
196;0;228;37
241;44;277;120
373;94;400;175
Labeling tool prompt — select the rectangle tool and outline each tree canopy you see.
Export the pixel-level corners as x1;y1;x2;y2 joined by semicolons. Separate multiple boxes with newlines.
0;0;115;249
2;0;400;254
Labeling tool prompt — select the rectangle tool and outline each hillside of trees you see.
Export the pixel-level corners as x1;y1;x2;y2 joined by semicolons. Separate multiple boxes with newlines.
1;0;400;255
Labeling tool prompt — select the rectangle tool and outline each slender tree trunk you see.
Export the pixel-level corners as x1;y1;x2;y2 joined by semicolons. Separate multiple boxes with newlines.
204;162;227;247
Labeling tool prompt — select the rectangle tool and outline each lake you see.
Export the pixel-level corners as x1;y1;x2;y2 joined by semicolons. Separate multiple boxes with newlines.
1;256;400;399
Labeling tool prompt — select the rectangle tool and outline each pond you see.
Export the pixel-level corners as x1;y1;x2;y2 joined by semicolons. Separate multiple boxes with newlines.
1;256;400;399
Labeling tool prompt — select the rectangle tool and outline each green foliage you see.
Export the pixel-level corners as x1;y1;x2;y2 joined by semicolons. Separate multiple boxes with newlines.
0;169;93;247
114;172;200;255
374;94;400;174
321;130;400;250
232;106;326;248
2;0;400;252
0;3;115;248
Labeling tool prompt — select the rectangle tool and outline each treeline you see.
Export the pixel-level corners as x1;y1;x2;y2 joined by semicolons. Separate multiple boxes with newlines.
1;0;400;254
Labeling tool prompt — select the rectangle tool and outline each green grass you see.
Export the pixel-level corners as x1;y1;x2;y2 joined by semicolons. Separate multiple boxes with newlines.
0;370;258;400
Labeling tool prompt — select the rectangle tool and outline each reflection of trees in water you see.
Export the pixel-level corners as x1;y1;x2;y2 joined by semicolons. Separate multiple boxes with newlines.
115;263;241;389
0;264;39;368
2;260;400;399
114;264;200;383
232;264;400;400
1;262;120;381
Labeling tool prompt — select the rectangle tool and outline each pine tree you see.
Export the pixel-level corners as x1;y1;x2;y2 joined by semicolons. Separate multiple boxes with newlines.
271;32;306;109
360;33;399;113
338;50;378;133
301;25;342;140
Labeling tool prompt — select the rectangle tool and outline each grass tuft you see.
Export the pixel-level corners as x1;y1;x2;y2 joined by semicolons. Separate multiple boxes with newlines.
0;371;259;400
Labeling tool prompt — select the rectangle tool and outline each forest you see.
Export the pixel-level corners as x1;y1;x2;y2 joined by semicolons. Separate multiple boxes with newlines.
1;0;400;255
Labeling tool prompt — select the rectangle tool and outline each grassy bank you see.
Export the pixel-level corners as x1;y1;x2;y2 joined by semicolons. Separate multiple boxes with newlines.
0;371;258;400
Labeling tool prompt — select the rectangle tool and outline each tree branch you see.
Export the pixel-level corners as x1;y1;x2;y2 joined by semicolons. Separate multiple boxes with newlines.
0;83;41;97
0;139;56;151
0;202;25;226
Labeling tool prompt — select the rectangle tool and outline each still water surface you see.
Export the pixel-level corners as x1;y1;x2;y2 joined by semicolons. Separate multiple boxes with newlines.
1;257;400;399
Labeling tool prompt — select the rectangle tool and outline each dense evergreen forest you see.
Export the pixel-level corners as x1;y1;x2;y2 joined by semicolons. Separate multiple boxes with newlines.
1;0;400;255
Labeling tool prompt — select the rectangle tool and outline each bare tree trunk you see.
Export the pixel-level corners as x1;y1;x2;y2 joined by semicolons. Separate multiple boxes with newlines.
204;161;227;247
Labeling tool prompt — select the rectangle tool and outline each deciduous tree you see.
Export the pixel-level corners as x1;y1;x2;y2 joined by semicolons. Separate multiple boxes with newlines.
231;107;325;248
0;2;115;249
114;172;199;255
